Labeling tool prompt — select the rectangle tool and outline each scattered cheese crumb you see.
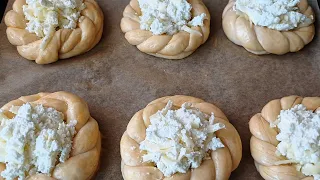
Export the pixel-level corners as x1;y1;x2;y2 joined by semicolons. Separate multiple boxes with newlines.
273;104;320;179
23;0;86;49
0;103;77;180
138;0;206;35
140;101;225;177
235;0;313;31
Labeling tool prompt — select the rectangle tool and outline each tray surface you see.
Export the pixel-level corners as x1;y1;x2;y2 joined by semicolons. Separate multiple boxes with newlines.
0;0;320;179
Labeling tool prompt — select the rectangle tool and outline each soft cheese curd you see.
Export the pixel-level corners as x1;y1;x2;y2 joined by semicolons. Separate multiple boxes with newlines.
0;103;76;180
138;0;206;35
272;104;320;179
23;0;86;48
235;0;313;31
140;101;225;177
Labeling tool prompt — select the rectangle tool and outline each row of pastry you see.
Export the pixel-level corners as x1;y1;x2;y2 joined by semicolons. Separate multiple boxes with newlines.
4;0;316;64
0;91;319;180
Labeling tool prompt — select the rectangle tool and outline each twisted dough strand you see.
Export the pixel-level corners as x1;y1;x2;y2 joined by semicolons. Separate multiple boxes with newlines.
0;91;101;179
121;95;242;180
250;96;320;180
222;0;315;55
120;0;210;59
4;0;104;64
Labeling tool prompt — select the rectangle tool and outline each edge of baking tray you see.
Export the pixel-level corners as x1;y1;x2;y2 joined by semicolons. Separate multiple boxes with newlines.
1;0;9;22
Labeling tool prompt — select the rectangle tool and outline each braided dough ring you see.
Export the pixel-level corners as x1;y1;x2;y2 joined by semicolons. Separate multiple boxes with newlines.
0;91;101;180
222;0;315;55
120;95;242;180
249;96;320;180
4;0;104;64
120;0;210;60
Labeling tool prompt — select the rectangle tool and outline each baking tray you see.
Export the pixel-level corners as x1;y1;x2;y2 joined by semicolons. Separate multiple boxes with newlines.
0;0;319;179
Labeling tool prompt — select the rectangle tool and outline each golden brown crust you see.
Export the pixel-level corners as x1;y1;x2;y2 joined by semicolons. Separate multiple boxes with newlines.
249;96;320;180
4;0;104;64
120;0;210;60
120;95;242;180
222;0;315;55
0;91;101;180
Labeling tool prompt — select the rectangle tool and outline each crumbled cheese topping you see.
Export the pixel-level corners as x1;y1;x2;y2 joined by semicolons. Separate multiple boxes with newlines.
272;104;320;179
140;101;225;177
0;103;76;180
138;0;206;35
23;0;86;49
235;0;313;31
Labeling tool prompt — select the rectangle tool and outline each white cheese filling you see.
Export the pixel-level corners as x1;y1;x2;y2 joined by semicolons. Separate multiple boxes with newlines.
272;104;320;179
138;0;206;35
23;0;86;49
235;0;313;31
0;103;76;180
140;101;225;177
